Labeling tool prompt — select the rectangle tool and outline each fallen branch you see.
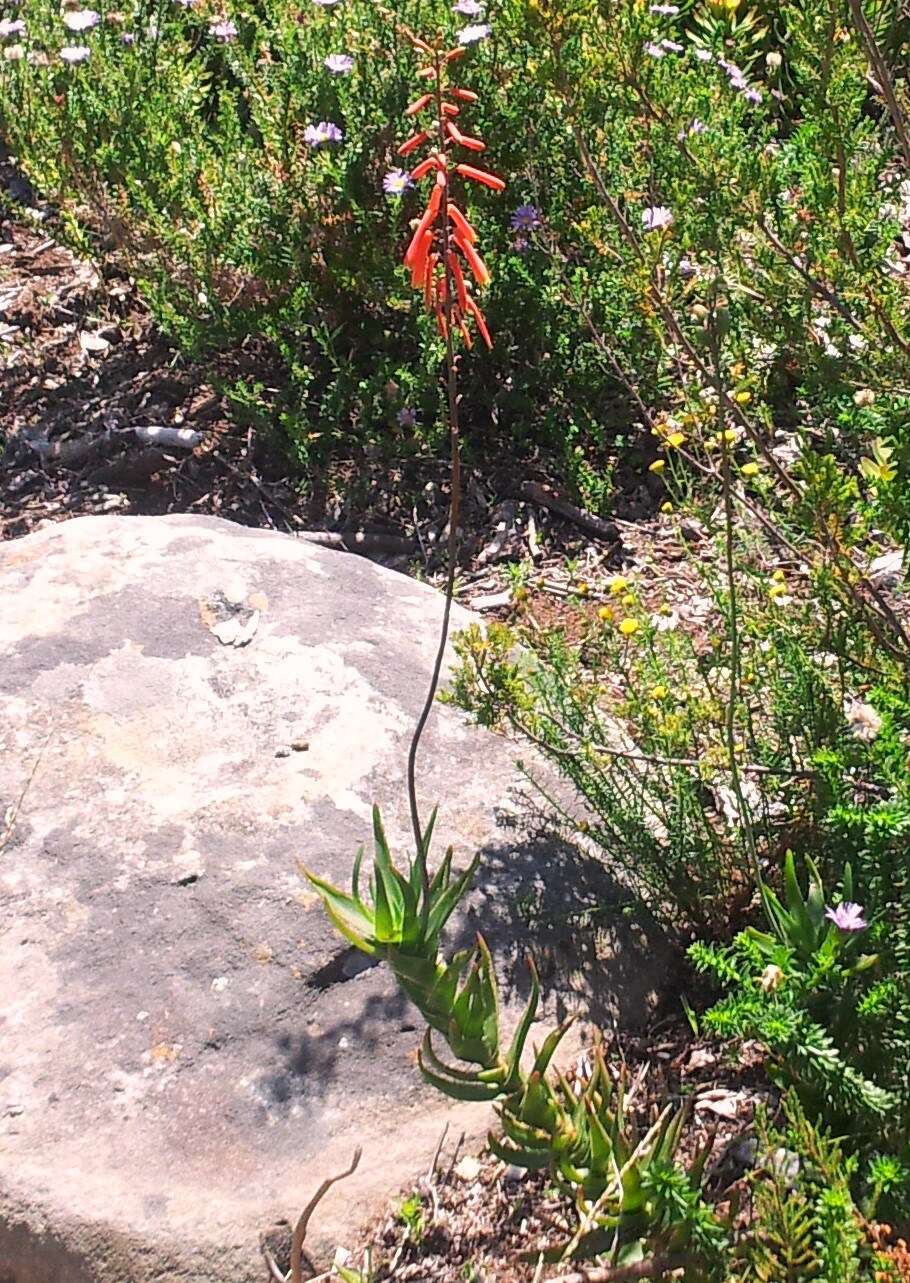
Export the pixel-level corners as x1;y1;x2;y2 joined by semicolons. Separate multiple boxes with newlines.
298;530;416;557
520;480;619;544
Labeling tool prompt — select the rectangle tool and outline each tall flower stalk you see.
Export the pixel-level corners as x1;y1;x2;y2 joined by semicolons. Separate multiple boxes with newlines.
397;27;504;890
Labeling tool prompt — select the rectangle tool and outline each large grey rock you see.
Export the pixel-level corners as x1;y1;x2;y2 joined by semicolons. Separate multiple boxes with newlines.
0;515;668;1283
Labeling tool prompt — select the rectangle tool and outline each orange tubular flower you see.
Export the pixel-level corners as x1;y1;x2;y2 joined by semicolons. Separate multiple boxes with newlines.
404;93;433;117
396;34;505;348
465;295;492;349
455;163;505;192
398;130;430;156
446;251;469;313
446;202;478;244
453;233;491;287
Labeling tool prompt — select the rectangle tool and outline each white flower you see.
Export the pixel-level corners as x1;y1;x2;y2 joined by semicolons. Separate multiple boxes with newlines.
59;44;91;62
642;205;673;231
62;9;101;31
0;17;26;37
651;610;679;632
3;41;25;59
457;22;491;44
844;697;882;743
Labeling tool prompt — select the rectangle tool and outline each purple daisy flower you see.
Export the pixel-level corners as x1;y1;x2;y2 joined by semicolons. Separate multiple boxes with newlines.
825;902;867;932
659;37;683;52
397;407;417;429
650;2;679;11
0;17;26;37
59;44;91;62
693;47;713;62
324;53;353;72
644;41;665;58
457;22;491;44
383;168;413;196
304;120;343;145
453;0;484;12
120;30;136;43
742;87;763;105
63;9;101;31
510;203;541;232
642;205;673;232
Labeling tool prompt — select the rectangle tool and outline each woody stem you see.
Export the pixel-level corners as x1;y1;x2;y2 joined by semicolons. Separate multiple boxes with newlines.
406;50;462;922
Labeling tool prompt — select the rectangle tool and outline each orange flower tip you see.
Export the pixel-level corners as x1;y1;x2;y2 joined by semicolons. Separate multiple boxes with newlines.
397;130;430;156
447;122;466;144
445;46;467;61
458;135;486;153
441;103;460;117
416;66;434;78
452;87;479;102
455;163;505;192
404;93;433;117
403;30;434;54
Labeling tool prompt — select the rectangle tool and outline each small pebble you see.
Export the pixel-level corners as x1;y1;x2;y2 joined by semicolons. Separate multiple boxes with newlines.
275;746;291;758
291;739;309;752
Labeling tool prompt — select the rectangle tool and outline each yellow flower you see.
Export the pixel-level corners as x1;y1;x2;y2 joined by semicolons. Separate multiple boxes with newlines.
771;569;786;582
741;461;760;477
576;581;589;596
650;684;669;700
618;618;640;637
621;592;636;607
597;605;614;622
661;501;673;513
666;432;686;448
649;459;666;473
608;576;629;595
734;390;752;405
721;428;737;443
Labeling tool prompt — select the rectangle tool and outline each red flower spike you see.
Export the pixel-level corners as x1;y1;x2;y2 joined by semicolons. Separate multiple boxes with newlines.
447;123;485;152
455;163;506;192
446;202;478;244
452;88;478;102
454;233;491;287
404;93;433;117
447;252;469;313
424;254;439;310
465;295;493;350
398;130;430;157
441;103;460;117
446;121;465;145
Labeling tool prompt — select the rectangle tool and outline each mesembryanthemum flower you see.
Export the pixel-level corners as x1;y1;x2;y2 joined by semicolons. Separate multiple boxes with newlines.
825;902;867;932
62;9;101;31
457;23;491;44
324;53;353;73
304;121;344;145
0;17;26;37
59;44;91;63
642;205;673;232
208;17;238;40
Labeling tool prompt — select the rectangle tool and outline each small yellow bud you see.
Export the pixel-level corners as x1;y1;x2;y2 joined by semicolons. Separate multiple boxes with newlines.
741;461;760;477
608;576;630;595
621;592;636;607
661;501;673;513
597;605;614;622
734;390;752;405
650;684;669;700
649;459;666;473
771;569;786;582
666;432;686;449
722;429;737;443
576;581;589;596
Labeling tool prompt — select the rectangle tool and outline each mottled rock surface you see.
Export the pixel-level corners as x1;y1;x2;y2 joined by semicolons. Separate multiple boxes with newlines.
0;515;668;1283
